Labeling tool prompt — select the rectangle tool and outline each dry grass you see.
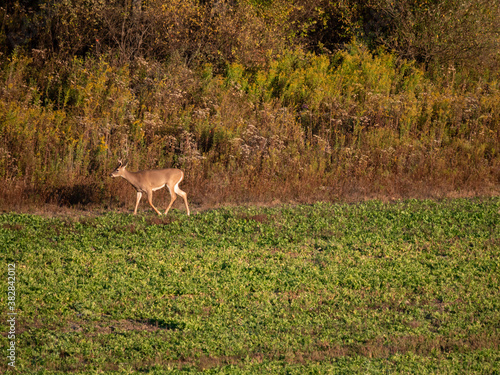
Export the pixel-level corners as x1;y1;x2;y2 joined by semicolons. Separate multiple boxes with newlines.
0;38;499;213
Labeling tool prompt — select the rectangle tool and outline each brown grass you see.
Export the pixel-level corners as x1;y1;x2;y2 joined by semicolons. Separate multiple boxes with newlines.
0;15;499;214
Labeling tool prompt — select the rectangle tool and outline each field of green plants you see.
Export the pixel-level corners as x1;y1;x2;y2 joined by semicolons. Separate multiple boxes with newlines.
1;198;499;373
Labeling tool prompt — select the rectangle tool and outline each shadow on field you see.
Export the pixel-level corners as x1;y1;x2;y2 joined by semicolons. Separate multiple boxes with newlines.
51;184;105;207
58;318;186;334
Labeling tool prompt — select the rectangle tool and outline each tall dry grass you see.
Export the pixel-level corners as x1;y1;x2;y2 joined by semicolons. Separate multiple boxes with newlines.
0;41;499;212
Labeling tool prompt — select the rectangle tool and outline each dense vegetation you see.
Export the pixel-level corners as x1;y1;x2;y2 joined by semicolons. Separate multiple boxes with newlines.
0;0;499;210
1;199;499;372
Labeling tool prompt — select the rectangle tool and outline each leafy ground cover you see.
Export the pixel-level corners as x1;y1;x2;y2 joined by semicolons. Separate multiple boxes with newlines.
1;198;499;373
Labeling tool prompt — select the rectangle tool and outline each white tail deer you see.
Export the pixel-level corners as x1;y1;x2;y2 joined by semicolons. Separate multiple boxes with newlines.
110;160;190;216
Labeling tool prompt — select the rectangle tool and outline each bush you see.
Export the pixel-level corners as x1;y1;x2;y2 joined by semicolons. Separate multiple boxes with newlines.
370;0;500;73
0;0;499;210
0;40;499;210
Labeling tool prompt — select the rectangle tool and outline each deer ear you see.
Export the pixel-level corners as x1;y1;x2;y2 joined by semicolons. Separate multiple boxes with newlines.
117;159;123;166
123;160;129;168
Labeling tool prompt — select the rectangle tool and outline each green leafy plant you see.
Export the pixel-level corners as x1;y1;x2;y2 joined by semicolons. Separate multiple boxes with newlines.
1;199;499;372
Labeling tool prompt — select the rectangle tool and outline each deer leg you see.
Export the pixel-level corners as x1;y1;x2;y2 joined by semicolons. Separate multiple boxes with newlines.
164;186;177;216
174;184;190;216
134;192;142;215
146;190;162;215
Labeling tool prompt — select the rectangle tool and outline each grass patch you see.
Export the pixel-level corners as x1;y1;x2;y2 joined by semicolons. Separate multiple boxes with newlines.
1;198;499;373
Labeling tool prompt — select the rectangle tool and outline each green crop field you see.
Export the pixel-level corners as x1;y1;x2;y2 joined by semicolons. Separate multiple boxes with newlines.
1;198;499;373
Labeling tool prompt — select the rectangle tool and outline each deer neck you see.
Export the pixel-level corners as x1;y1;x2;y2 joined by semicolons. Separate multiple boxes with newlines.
121;169;143;190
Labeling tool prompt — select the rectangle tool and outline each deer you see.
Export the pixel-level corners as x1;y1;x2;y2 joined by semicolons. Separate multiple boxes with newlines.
110;160;190;216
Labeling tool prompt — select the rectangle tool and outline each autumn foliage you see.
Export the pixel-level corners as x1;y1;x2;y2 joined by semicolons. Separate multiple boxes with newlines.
0;0;499;211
